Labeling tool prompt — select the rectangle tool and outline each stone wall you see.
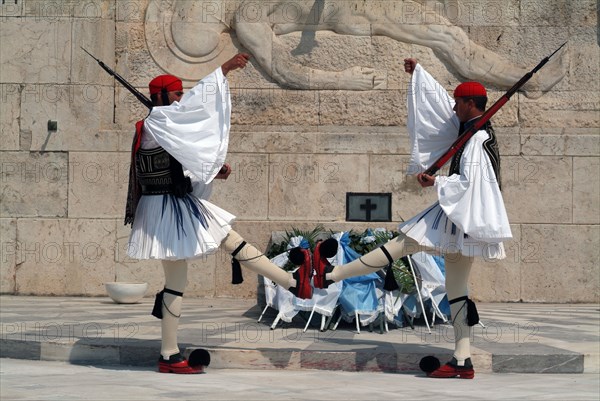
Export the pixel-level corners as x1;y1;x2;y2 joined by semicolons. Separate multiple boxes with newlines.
1;0;598;302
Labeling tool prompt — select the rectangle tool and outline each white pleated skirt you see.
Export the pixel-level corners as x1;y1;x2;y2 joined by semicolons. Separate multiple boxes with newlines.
399;202;506;260
127;193;235;260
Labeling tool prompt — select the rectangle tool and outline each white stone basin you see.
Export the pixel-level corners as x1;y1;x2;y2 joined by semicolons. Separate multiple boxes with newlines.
105;282;149;304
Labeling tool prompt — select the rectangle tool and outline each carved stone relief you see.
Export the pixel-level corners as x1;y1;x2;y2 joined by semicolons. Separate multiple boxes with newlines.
145;0;569;95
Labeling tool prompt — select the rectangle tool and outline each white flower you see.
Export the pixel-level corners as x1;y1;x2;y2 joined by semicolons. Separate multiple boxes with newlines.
361;235;376;244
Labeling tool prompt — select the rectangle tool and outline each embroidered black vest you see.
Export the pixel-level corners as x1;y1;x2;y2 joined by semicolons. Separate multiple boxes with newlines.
136;147;192;196
449;119;502;190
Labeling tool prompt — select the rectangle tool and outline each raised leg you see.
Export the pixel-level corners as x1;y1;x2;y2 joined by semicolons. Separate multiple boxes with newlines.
327;233;422;282
221;230;296;289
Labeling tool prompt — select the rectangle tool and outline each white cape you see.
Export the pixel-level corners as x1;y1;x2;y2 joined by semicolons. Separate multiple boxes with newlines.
143;67;231;184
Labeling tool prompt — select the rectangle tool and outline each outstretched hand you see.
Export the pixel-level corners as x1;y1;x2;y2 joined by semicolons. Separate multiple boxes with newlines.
221;53;250;76
404;58;417;74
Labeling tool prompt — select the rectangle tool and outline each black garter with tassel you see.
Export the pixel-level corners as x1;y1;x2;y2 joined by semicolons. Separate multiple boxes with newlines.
151;288;184;319
380;246;400;291
449;295;480;326
230;241;246;284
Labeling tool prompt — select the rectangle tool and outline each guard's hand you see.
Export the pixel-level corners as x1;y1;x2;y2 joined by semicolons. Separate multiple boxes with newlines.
404;58;417;74
216;163;232;180
221;53;250;76
417;172;435;187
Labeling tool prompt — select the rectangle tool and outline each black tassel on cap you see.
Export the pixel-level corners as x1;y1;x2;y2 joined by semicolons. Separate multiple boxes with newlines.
231;241;246;284
380;246;399;291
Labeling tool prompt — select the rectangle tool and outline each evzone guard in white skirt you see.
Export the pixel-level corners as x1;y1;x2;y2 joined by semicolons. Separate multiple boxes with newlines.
320;59;512;379
124;54;328;374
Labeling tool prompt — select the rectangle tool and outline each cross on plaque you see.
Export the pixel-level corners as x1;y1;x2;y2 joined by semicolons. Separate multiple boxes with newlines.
360;198;378;221
346;192;391;222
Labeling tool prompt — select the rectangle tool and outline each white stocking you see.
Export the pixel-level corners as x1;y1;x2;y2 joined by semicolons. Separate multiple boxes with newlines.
222;230;296;289
444;253;474;365
327;234;422;282
160;259;188;359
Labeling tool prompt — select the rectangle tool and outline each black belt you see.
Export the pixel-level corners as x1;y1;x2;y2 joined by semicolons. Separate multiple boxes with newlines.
140;177;193;196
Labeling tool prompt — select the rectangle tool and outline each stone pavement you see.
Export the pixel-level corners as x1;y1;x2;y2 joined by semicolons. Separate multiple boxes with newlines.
0;296;598;374
2;358;600;401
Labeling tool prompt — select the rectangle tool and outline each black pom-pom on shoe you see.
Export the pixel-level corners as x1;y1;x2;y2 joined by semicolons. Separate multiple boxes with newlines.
419;355;441;373
319;238;338;258
288;247;306;265
188;348;211;368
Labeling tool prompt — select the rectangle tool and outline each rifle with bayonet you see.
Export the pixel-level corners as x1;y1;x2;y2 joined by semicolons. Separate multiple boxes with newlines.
81;47;153;109
423;42;567;176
